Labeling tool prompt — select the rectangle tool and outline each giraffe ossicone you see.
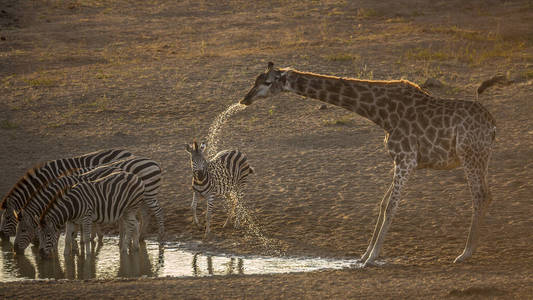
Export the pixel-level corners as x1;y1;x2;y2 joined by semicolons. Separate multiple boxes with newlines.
242;62;497;266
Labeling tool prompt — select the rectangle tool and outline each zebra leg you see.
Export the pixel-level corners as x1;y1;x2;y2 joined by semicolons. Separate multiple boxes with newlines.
63;222;76;256
149;201;165;246
120;210;138;253
138;205;150;242
234;188;246;229
81;218;92;257
191;191;200;228
91;224;104;244
204;194;214;239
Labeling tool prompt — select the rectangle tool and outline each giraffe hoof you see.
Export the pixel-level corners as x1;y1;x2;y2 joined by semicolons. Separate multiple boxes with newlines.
453;253;471;263
361;258;380;268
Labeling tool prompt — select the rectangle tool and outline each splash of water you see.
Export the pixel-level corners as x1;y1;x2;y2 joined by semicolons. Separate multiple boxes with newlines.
205;102;283;254
224;193;287;256
205;103;247;159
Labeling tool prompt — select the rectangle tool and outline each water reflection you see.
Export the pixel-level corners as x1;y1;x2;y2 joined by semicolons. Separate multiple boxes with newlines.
0;236;359;282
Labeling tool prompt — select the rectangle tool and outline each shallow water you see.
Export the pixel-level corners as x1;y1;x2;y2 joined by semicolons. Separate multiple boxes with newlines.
0;236;361;281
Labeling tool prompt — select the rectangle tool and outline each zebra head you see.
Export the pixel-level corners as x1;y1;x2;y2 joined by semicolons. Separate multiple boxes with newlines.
185;140;208;181
38;216;59;258
13;210;38;253
241;62;288;106
0;205;18;238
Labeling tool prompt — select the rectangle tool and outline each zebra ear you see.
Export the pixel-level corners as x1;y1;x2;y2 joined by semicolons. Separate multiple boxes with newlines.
266;62;274;73
199;142;207;152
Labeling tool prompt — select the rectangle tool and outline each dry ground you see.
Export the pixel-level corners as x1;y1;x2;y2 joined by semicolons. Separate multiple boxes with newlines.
1;0;532;299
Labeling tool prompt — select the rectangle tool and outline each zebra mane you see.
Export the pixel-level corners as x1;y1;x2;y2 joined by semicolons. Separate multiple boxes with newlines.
0;160;78;209
1;169;38;209
21;167;80;211
39;184;74;226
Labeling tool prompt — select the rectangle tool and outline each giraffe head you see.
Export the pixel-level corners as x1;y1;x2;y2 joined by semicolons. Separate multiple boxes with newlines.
240;62;287;106
185;140;208;179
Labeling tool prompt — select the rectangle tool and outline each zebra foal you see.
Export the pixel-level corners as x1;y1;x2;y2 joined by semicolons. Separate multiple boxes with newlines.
38;171;145;257
185;140;254;238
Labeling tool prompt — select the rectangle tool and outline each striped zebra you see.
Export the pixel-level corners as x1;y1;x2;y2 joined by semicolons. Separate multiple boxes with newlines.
0;149;133;239
185;140;254;238
14;165;124;255
38;171;145;257
14;156;165;253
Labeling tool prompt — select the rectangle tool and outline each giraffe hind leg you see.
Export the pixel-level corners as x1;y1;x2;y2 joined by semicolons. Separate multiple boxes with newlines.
454;149;492;263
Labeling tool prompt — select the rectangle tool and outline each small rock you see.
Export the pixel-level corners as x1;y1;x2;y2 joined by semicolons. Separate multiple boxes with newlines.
318;104;328;110
421;78;443;89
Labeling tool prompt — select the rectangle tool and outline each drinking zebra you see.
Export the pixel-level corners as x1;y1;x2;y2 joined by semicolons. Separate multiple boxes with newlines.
38;171;145;257
14;165;124;255
14;156;165;253
185;140;254;238
0;149;133;239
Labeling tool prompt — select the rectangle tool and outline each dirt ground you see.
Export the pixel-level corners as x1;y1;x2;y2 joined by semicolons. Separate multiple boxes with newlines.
1;0;532;298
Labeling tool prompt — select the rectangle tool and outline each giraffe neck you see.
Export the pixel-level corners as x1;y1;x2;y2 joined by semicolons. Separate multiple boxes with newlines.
282;69;426;132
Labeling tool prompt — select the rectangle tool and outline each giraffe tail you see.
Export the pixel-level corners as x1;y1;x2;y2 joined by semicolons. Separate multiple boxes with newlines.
476;74;513;98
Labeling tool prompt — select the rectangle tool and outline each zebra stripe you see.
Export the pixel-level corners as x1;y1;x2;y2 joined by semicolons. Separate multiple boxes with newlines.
14;165;125;252
185;141;253;237
0;149;133;238
15;156;164;252
38;171;145;257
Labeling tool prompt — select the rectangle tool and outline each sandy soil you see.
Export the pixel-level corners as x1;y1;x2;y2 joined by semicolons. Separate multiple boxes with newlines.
1;0;532;298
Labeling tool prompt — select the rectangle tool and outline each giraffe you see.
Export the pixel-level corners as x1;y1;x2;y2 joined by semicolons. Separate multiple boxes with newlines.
240;62;496;267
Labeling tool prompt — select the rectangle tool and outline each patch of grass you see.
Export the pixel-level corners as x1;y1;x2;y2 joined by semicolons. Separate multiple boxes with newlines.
404;39;526;66
84;94;112;112
405;47;451;62
522;69;533;80
423;26;490;42
322;116;355;127
0;120;18;129
24;77;57;87
356;8;383;19
325;53;360;62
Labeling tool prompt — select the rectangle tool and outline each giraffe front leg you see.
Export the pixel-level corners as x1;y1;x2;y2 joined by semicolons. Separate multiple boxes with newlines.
360;183;392;262
191;191;201;228
204;194;214;239
363;159;415;267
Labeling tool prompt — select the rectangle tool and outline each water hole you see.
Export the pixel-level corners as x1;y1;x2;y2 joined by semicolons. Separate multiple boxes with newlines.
0;236;361;281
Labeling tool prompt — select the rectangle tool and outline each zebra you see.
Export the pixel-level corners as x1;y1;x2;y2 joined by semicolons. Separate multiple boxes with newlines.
38;171;145;257
0;149;133;239
14;156;165;253
185;140;254;238
14;165;124;255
